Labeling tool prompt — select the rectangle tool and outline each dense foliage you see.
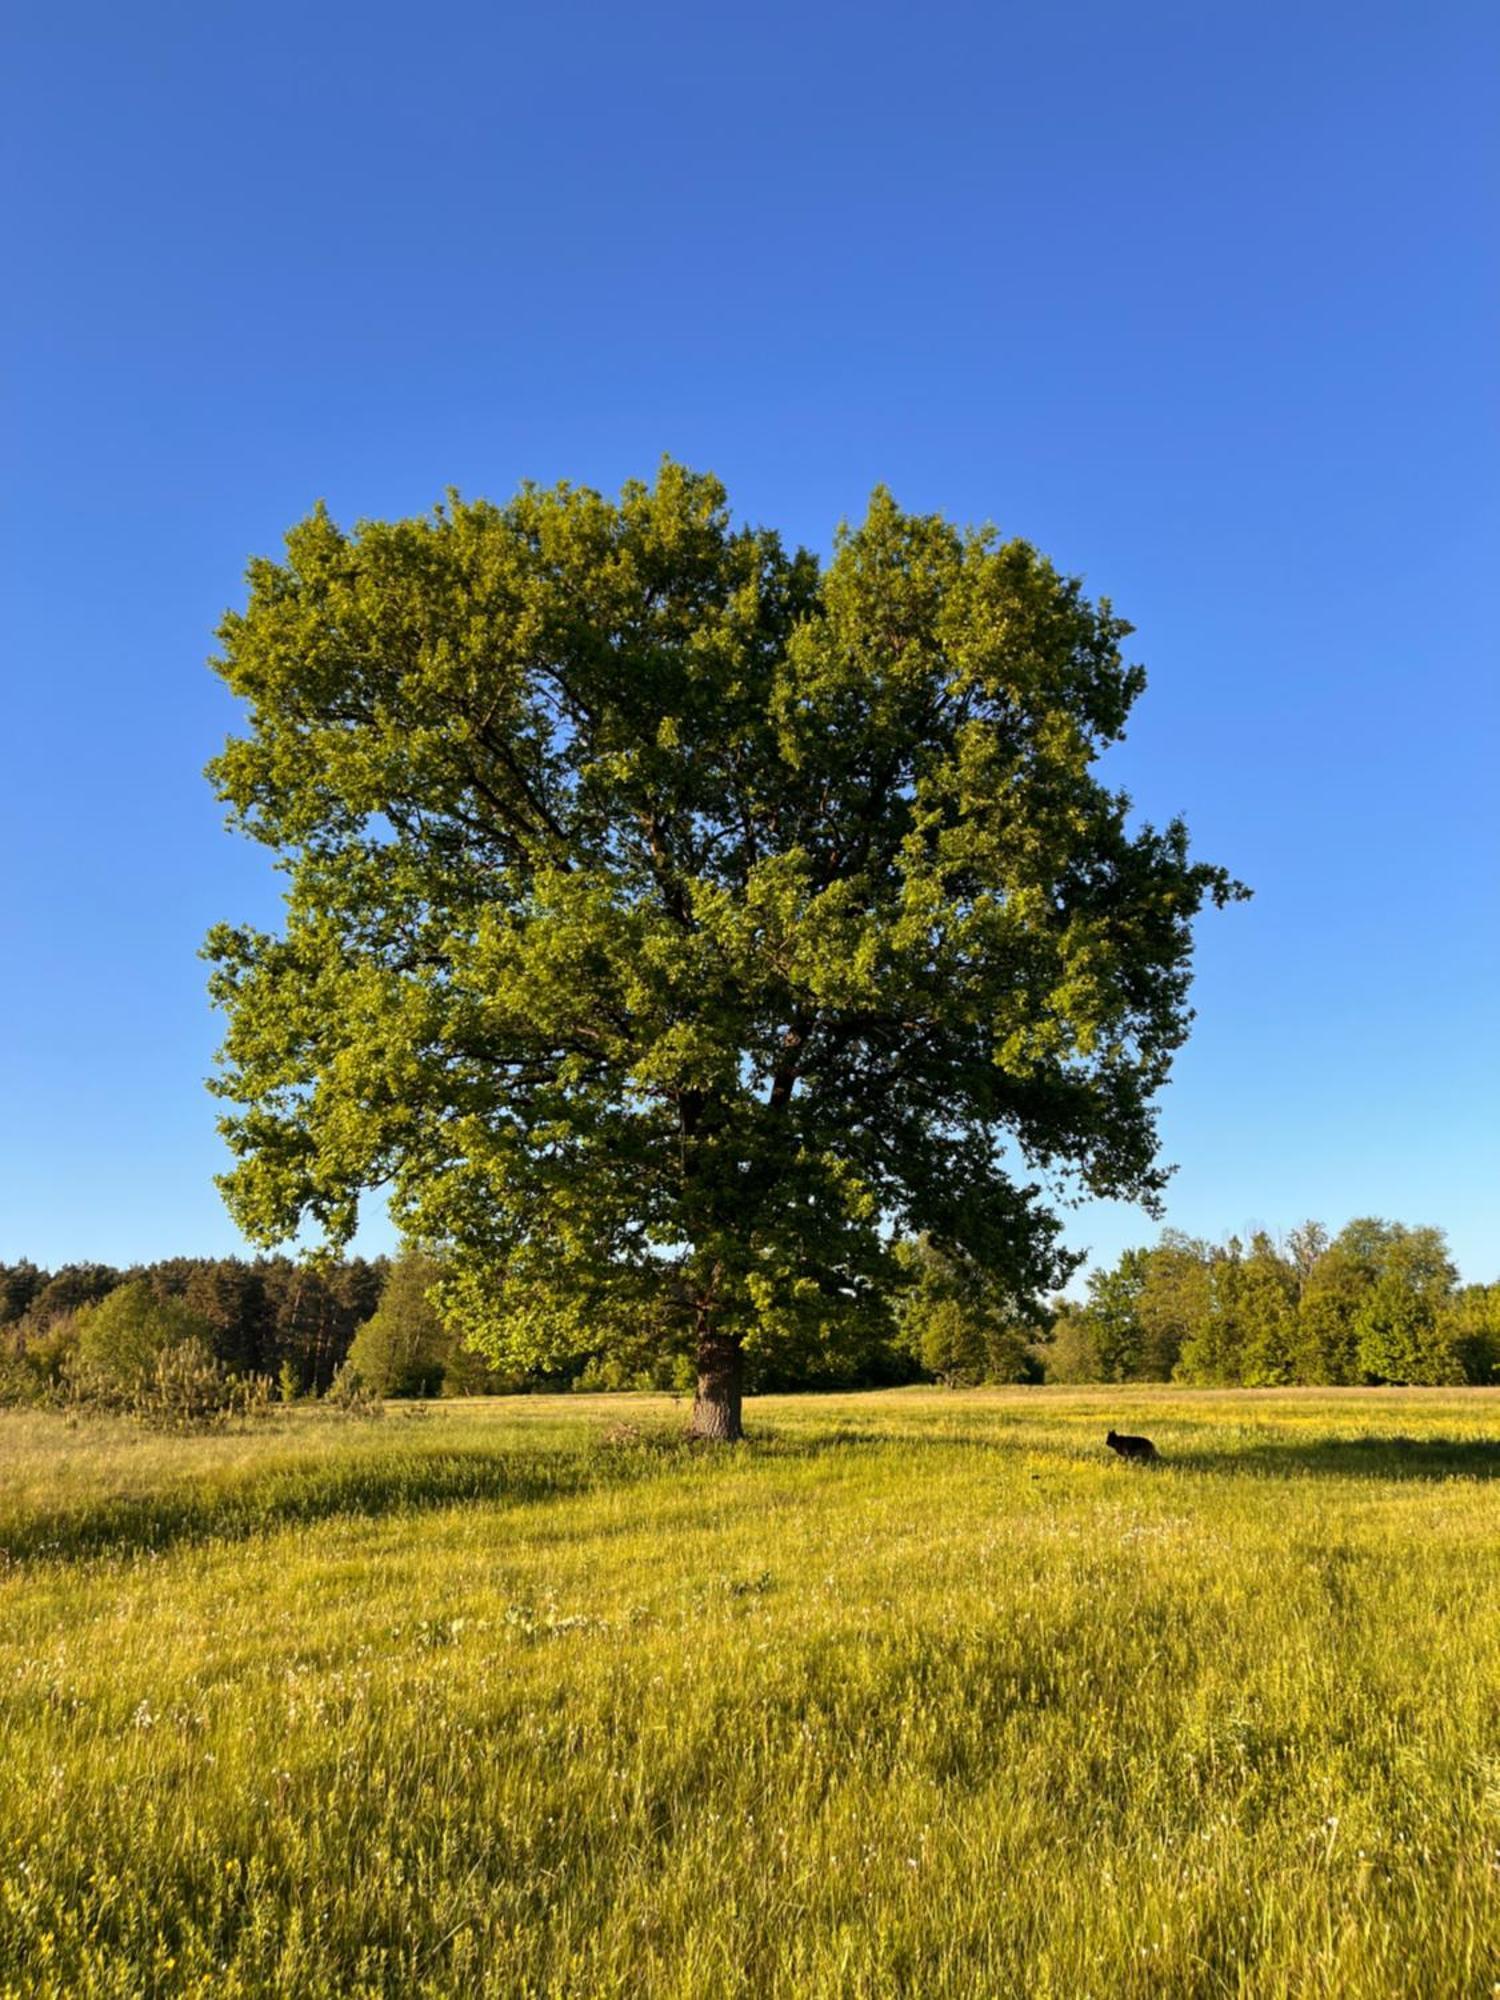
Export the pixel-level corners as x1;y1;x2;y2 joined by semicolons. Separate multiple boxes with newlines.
0;1254;386;1408
892;1235;1043;1385
1041;1221;1500;1387
0;1248;922;1406
204;461;1240;1437
3;1218;1492;1405
345;1250;509;1397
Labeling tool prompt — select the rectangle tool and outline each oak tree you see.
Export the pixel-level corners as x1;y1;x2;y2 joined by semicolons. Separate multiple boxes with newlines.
206;462;1242;1438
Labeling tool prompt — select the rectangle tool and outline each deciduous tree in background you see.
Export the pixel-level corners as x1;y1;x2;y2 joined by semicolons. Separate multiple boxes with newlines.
1133;1230;1214;1380
1354;1225;1460;1384
1071;1218;1487;1389
347;1249;451;1397
1235;1231;1301;1386
1441;1284;1500;1384
893;1236;1041;1385
205;463;1242;1438
1295;1229;1374;1384
1077;1247;1152;1382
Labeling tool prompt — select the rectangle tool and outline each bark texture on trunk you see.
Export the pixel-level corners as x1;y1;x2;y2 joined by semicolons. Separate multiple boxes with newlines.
690;1330;744;1441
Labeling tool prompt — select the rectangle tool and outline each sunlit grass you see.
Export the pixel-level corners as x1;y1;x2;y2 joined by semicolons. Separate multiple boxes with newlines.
2;1388;1499;1996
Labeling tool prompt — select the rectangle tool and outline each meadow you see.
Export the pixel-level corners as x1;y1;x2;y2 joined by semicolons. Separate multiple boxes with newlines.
2;1388;1498;1998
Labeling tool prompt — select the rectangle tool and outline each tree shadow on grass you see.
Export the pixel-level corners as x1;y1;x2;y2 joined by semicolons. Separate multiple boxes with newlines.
1;1423;920;1567
14;1425;1493;1567
1166;1435;1500;1482
0;1443;685;1567
749;1423;1038;1452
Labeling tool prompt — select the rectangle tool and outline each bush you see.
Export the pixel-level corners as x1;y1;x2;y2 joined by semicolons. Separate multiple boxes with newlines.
0;1348;40;1408
129;1338;272;1431
0;1311;83;1406
575;1350;696;1394
325;1359;385;1418
71;1282;215;1403
440;1336;525;1396
40;1282;273;1429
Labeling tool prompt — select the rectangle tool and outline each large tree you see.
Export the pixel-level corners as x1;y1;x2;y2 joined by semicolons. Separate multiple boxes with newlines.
205;462;1242;1438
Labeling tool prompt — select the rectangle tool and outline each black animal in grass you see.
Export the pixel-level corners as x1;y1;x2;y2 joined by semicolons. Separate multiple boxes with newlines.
1105;1428;1159;1464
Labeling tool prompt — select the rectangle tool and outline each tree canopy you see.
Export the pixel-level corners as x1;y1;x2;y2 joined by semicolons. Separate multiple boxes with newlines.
1044;1219;1493;1389
205;461;1243;1436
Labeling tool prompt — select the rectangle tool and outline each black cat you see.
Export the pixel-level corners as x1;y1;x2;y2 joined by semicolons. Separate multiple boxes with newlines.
1105;1428;1158;1463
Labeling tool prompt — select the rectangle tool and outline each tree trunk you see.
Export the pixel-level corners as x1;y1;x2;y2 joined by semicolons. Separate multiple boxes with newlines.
690;1329;744;1441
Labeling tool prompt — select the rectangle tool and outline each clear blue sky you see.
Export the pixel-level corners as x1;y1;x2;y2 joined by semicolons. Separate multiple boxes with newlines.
3;1;1496;1282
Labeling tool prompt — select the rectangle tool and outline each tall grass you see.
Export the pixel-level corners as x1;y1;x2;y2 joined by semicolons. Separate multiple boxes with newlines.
2;1388;1498;1996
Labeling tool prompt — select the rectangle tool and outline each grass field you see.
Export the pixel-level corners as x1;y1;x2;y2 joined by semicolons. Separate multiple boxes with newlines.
2;1387;1499;1998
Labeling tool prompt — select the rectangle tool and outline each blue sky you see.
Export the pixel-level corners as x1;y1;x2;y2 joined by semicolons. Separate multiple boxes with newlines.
3;0;1496;1282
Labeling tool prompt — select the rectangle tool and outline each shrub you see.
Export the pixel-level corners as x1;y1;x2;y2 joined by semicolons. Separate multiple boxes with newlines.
0;1310;83;1406
55;1283;275;1428
71;1282;215;1403
325;1359;384;1418
575;1350;697;1394
130;1338;242;1430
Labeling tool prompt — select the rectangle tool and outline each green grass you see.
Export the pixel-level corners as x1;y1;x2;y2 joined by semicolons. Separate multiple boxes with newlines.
2;1387;1500;1998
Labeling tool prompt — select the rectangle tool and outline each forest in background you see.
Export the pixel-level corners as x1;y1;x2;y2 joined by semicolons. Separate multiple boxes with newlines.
0;1254;388;1404
939;1221;1500;1389
2;1216;1497;1408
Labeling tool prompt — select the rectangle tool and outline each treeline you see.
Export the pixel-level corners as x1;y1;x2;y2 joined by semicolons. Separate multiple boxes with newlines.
3;1219;1497;1407
0;1251;585;1409
0;1249;923;1407
0;1255;388;1402
1041;1221;1500;1388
